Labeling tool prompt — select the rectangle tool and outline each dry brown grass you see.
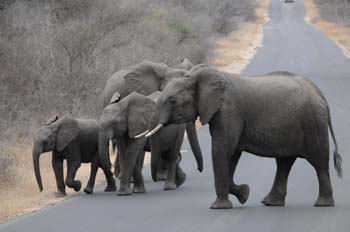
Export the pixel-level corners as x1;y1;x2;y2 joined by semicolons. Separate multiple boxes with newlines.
0;0;262;222
0;139;114;222
211;0;270;73
305;0;350;58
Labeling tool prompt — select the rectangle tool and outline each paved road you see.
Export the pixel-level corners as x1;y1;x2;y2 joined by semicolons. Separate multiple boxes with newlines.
1;0;350;231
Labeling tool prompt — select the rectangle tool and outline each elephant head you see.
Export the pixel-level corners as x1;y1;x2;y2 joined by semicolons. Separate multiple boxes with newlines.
33;116;79;192
147;67;225;133
98;92;155;172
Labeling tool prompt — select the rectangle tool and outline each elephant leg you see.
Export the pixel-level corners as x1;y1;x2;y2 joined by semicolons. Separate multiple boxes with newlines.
52;153;66;197
65;160;81;192
164;156;177;191
84;155;99;194
101;165;117;192
307;150;334;206
137;151;145;171
114;151;121;179
314;169;334;206
118;140;141;196
175;152;186;187
262;157;296;206
132;151;146;194
228;152;249;204
157;158;168;181
175;162;186;187
210;139;232;209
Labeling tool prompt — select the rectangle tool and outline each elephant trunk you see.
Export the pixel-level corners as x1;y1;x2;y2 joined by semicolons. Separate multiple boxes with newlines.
98;131;112;172
186;122;203;172
33;145;43;192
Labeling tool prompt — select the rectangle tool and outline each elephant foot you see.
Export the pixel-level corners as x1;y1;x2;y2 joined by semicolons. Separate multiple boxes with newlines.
229;184;249;204
164;182;177;191
175;173;186;187
117;186;132;196
210;198;233;209
72;181;82;192
261;193;285;206
133;185;146;194
83;186;93;194
314;196;334;207
104;183;117;192
54;191;67;197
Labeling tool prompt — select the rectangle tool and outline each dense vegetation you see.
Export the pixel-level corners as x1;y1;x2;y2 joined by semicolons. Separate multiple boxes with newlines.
314;0;350;26
0;0;257;186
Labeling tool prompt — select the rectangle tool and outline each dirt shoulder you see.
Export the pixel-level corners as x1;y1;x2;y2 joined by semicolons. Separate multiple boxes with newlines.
211;0;270;73
0;143;115;223
304;0;350;58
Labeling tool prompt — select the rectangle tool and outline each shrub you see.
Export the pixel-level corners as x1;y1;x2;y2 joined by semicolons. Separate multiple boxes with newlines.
314;0;350;26
0;0;258;186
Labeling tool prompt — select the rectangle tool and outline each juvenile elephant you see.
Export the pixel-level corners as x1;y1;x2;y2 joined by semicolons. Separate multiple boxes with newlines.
33;116;116;196
148;67;342;209
99;92;155;195
101;59;204;179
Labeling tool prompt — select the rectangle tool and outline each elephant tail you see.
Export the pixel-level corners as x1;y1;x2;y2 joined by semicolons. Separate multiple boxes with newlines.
328;110;342;178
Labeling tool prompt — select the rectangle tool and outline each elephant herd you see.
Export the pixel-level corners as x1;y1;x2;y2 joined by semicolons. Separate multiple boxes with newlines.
33;59;343;209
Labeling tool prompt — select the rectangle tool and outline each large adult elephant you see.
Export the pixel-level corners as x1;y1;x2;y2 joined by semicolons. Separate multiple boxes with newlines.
147;67;343;209
101;59;204;178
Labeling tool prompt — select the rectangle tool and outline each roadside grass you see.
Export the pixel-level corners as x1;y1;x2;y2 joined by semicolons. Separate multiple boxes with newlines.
305;0;350;58
211;0;270;73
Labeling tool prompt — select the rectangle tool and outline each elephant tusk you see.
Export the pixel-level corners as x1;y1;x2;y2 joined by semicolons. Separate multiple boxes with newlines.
134;130;150;138
145;124;163;137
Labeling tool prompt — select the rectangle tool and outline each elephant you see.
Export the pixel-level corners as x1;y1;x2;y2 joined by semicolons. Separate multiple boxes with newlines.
99;92;156;195
147;91;203;190
101;59;205;179
147;67;343;209
33;116;116;196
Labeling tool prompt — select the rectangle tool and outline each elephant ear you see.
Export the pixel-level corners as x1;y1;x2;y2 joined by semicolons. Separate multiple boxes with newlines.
56;116;79;151
124;60;169;95
195;68;225;125
127;93;155;138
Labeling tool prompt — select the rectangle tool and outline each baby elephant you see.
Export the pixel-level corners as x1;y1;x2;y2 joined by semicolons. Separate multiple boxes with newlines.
33;116;116;196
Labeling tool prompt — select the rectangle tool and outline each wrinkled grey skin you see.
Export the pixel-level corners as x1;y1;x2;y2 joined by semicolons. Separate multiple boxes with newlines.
33;116;116;196
99;92;155;195
147;91;203;190
150;67;342;209
101;59;205;179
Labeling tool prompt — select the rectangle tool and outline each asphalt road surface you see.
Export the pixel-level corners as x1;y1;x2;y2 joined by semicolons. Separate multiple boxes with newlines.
1;0;350;231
